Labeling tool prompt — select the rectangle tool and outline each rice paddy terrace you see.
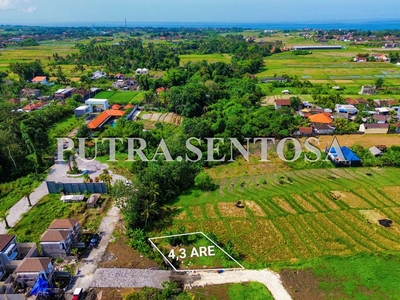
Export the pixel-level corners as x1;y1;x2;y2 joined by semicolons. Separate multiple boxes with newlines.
169;167;400;268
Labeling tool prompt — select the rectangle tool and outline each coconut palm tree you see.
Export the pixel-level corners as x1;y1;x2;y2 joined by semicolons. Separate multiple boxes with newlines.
99;169;113;188
0;210;11;228
142;199;157;228
23;187;33;206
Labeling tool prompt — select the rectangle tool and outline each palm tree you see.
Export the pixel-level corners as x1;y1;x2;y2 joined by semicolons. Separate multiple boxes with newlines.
23;188;33;206
141;199;157;228
63;150;72;173
99;169;113;188
146;182;159;203
83;173;91;183
0;210;11;228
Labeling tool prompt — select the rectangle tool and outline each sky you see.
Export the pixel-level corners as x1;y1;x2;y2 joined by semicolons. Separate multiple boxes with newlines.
0;0;399;26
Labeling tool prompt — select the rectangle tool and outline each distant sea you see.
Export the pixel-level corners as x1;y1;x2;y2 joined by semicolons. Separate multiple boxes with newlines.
18;20;400;30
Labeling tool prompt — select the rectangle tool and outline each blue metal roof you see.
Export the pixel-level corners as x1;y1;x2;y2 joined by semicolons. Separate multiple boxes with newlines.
329;146;361;162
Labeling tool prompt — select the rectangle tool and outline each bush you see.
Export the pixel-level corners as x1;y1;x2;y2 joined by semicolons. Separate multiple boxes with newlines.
194;172;215;191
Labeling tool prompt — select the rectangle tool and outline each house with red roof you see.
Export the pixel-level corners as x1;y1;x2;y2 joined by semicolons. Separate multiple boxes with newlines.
308;113;333;124
31;76;47;85
274;99;291;109
87;110;126;129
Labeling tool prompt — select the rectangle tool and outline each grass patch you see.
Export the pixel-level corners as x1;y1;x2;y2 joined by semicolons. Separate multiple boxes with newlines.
228;282;274;300
9;193;112;243
94;91;116;99
109;91;139;104
0;173;46;213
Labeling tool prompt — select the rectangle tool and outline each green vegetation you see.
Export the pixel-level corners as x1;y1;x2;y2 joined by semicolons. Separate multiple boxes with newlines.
168;167;400;270
287;253;400;299
228;282;274;300
9;194;112;242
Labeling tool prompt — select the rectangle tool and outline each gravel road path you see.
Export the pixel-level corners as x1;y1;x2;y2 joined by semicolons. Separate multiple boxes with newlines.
68;205;121;293
90;269;171;289
190;269;293;300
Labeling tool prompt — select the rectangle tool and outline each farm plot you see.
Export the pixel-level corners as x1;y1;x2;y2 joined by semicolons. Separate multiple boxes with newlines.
139;112;183;125
166;167;400;267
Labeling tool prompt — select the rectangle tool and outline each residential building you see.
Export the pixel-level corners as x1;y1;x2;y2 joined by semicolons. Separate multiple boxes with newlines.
354;56;367;62
274;99;291;109
92;70;106;80
312;124;335;135
85;98;109;112
0;235;18;279
40;230;72;258
335;104;358;114
54;87;76;100
74;105;91;117
14;257;53;281
295;127;313;136
359;123;389;134
48;219;80;241
308;113;333;124
373;114;388;123
21;88;40;99
87;109;126;129
135;68;149;75
31;76;47;85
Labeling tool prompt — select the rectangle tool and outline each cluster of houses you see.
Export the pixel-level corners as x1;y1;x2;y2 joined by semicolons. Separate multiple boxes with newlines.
7;86;102;113
275;96;400;136
353;53;390;62
0;219;80;298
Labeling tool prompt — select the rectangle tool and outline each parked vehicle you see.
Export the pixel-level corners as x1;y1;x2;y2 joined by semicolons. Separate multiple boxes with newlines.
89;233;100;247
72;288;83;300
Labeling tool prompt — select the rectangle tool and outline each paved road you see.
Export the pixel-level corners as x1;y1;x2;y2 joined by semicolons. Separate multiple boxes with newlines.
0;157;123;233
90;269;171;289
68;205;122;293
190;270;293;300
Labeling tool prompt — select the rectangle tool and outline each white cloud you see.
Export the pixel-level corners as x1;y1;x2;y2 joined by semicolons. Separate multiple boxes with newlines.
0;0;15;10
0;0;33;11
24;6;36;13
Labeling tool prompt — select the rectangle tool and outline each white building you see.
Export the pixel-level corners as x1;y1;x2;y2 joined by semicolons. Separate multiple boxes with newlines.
335;104;358;114
135;68;149;75
74;105;91;117
85;98;109;112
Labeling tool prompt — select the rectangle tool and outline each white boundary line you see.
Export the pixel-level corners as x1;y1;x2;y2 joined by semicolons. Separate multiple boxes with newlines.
148;231;245;272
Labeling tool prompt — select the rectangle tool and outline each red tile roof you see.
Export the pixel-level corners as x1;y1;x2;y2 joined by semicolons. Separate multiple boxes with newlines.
31;76;46;82
0;234;15;251
345;98;359;105
22;104;37;111
15;258;52;273
299;127;313;134
48;218;78;229
275;99;291;106
124;104;135;109
40;229;70;242
308;113;332;124
111;104;122;110
87;110;126;129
